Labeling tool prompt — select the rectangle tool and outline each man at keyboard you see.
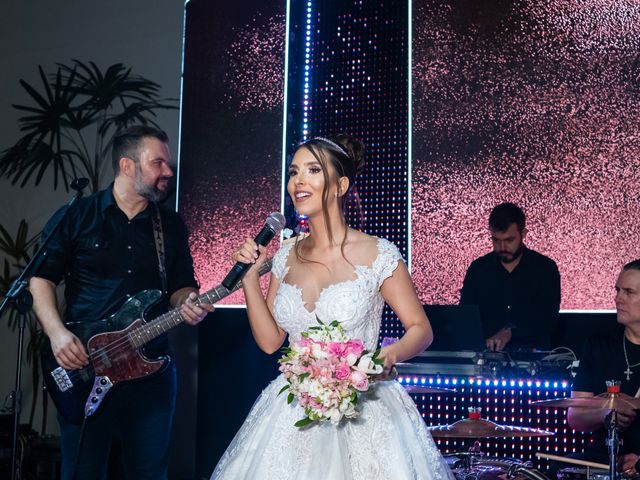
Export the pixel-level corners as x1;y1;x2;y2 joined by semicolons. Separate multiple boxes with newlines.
460;202;561;351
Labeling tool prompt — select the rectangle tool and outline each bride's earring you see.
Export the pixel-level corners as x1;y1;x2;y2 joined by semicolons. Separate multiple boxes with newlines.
296;212;309;234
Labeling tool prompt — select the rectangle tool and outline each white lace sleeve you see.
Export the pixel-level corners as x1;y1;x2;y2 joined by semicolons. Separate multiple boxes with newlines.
374;238;404;288
271;241;294;281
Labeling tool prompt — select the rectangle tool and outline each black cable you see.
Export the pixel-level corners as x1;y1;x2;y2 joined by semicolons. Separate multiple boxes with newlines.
69;416;89;480
40;377;48;436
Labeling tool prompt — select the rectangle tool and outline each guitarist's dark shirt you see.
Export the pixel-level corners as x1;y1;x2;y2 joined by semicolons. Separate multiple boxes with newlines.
36;185;199;357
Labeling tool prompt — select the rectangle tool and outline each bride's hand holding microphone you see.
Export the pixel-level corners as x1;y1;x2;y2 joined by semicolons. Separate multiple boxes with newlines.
231;239;268;282
222;212;285;291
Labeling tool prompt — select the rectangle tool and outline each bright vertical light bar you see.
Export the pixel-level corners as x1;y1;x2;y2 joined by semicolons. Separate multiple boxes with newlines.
407;0;413;270
282;0;313;215
302;1;313;140
175;0;191;211
280;0;293;214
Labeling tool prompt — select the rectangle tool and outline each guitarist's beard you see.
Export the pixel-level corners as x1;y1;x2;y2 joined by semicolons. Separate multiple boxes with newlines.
134;166;173;202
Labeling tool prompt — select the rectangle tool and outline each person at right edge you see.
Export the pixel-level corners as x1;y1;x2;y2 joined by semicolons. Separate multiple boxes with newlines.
567;259;640;476
459;202;561;351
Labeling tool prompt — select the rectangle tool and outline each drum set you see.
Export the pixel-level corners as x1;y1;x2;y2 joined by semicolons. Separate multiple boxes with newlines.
404;381;640;480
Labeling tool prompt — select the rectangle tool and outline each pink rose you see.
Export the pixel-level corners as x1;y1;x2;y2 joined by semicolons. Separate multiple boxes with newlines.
345;339;364;357
335;362;351;381
350;370;369;391
328;341;348;357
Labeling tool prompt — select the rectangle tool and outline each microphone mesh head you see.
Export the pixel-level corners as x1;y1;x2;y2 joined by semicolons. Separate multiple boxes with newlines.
266;212;286;232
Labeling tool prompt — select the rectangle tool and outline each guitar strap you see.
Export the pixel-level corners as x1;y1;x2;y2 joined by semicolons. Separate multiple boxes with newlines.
151;203;168;295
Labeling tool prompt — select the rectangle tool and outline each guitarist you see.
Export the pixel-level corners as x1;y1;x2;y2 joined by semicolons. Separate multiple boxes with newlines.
29;125;214;480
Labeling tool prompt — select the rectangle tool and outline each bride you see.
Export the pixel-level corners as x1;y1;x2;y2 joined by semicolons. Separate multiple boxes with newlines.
212;135;454;480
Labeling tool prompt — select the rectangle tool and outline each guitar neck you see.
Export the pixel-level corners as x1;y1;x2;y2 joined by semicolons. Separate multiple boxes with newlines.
128;259;273;348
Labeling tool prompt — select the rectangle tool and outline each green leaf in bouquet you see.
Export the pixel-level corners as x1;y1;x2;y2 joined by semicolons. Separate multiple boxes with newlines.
351;391;358;403
371;348;384;366
294;417;314;428
278;351;293;362
298;372;310;381
278;384;290;396
287;393;294;404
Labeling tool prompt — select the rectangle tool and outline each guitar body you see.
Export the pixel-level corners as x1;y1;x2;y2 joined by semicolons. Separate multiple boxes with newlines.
42;289;168;424
42;257;273;425
87;319;167;381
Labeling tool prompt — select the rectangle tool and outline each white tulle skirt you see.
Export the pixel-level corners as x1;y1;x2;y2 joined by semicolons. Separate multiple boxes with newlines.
212;375;455;480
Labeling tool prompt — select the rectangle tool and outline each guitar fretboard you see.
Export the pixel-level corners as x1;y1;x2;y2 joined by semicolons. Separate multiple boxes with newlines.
128;259;272;348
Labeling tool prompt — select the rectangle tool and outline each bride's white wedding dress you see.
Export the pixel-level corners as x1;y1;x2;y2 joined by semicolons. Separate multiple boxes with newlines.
212;238;454;480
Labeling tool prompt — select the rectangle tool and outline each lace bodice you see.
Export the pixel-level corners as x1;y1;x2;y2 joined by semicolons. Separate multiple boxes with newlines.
271;237;403;350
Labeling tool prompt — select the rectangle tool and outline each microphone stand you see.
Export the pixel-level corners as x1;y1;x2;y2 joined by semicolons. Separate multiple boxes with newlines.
605;411;620;480
0;178;89;480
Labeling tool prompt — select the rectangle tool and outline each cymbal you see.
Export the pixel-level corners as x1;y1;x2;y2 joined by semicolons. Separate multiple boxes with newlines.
402;385;457;395
535;453;608;470
428;417;554;438
532;393;640;411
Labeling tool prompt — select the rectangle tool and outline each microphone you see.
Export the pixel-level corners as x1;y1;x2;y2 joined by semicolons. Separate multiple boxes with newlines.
222;212;286;290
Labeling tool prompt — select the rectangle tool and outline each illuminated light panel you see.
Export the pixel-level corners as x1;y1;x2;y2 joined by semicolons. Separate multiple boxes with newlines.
399;375;589;471
285;1;411;343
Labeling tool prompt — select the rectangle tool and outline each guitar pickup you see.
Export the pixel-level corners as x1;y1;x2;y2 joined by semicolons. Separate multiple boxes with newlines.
51;367;73;392
91;349;112;369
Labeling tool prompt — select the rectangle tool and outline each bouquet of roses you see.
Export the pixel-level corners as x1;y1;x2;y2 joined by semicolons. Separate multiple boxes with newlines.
278;319;384;428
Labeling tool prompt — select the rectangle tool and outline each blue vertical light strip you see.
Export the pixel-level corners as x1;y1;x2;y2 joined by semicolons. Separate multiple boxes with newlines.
302;1;313;140
280;0;293;214
174;0;190;212
407;0;413;271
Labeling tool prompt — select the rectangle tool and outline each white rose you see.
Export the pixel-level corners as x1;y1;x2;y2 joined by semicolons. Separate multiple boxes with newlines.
346;353;358;366
341;401;358;419
356;353;383;375
328;408;342;425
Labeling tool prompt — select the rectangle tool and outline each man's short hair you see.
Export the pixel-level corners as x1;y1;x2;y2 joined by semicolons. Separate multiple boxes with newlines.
488;202;526;232
623;259;640;272
111;125;168;174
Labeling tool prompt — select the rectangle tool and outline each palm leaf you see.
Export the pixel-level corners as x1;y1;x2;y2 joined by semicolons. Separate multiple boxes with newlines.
2;60;177;191
98;100;176;136
0;66;82;190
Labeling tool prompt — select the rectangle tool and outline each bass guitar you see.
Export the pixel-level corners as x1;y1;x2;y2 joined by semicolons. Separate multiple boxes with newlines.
42;259;272;424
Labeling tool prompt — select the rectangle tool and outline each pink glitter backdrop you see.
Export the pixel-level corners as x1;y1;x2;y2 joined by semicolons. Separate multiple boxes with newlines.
179;9;285;304
411;1;640;309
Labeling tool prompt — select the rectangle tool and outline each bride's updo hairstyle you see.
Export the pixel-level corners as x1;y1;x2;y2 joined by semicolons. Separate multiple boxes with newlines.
293;134;365;253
